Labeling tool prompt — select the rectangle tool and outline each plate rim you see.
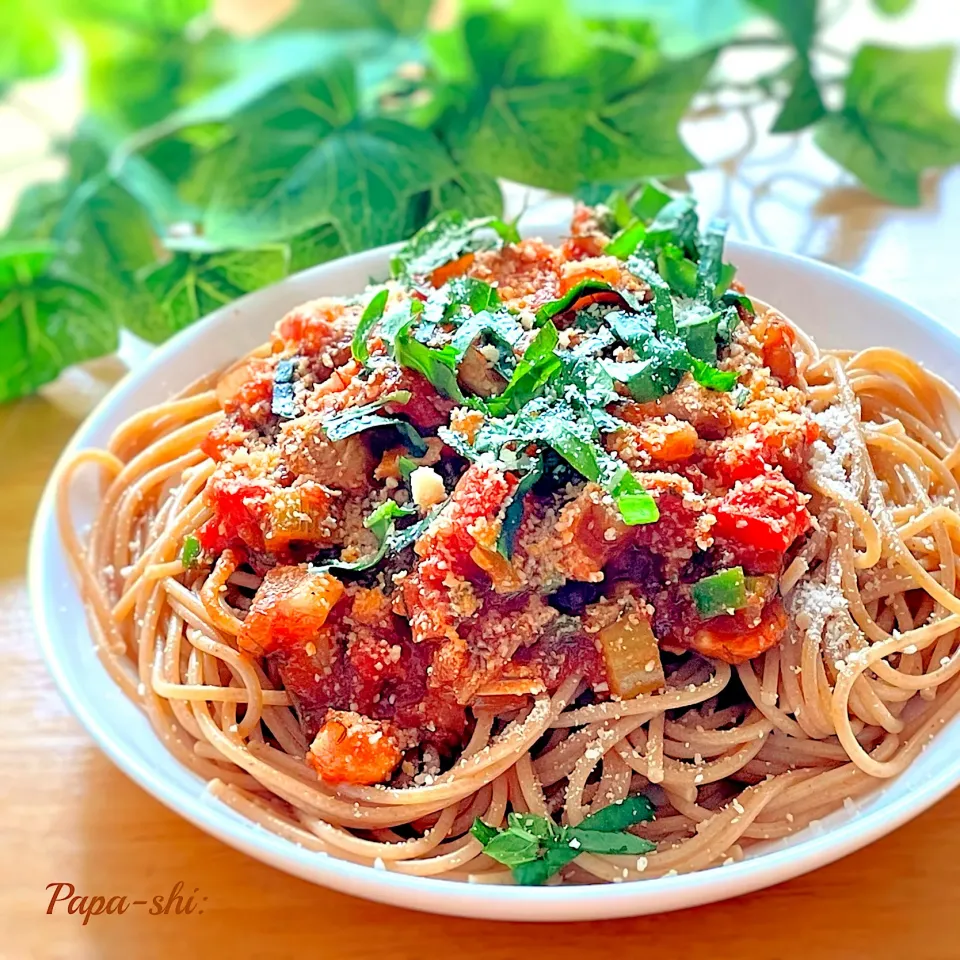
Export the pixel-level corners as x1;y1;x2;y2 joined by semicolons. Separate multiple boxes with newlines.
28;230;960;921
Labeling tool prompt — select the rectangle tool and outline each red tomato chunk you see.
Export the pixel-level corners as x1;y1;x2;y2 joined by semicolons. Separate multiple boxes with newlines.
713;472;810;553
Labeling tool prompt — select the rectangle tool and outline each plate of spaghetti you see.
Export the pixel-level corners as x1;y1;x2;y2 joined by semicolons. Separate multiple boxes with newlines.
32;191;960;920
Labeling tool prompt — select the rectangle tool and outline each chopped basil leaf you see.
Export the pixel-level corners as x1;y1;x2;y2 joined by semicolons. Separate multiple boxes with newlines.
180;534;201;569
644;195;699;258
483;321;561;416
567;828;656;856
383;303;465;402
481;830;541;867
507;812;556;840
497;458;544;559
626;256;675;334
321;391;428;456
470;818;499;846
631;180;674;222
271;355;299;419
512;843;581;886
677;311;721;362
390;211;518;283
471;798;658;886
605;219;647;260
534;279;615;326
657;245;699;299
326;411;428;457
578;794;656;832
448;276;502;316
722;291;755;318
365;500;417;542
604;357;682;403
352;288;389;364
696;218;729;301
397;455;418;480
449;309;525;360
688;357;738;392
314;500;436;575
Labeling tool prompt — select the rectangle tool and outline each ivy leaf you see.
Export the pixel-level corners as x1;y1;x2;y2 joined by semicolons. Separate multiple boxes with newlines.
872;0;913;13
5;181;70;242
748;0;817;54
574;0;751;57
53;145;165;334
442;8;714;193
134;245;289;342
772;57;825;133
0;244;116;402
815;45;960;206
0;0;59;90
580;50;717;184
426;170;505;221
289;223;348;274
67;1;227;142
277;0;431;34
202;118;456;252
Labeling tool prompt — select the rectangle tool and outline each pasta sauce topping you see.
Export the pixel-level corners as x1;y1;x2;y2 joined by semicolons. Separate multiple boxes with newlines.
195;201;818;787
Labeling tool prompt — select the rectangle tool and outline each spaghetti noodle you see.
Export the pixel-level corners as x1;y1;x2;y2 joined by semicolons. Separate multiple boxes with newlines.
57;202;960;885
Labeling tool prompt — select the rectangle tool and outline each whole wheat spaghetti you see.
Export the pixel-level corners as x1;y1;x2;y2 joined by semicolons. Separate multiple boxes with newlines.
57;201;960;885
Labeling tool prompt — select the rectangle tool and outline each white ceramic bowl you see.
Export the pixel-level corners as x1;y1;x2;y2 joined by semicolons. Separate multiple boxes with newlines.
30;208;960;921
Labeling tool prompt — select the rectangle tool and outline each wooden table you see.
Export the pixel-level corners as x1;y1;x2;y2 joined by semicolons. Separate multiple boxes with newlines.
5;5;960;958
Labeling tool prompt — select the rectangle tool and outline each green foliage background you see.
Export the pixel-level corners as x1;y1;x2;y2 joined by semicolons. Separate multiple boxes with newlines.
0;0;958;402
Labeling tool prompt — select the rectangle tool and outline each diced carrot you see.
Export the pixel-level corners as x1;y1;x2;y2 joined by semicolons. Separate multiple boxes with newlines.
307;711;402;785
430;252;475;287
238;566;344;657
559;258;623;293
689;598;787;664
469;544;526;594
760;316;799;386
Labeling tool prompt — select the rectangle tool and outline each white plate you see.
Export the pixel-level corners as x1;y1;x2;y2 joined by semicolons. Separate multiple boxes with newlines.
29;208;960;921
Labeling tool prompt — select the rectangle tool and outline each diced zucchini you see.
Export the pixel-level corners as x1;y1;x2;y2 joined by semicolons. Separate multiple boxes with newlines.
598;610;665;699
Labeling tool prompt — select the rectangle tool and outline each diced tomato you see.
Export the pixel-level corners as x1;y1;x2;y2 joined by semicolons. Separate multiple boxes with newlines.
702;432;766;487
307;710;402;785
560;256;624;294
383;369;455;430
200;419;246;462
198;475;273;553
274;299;353;358
222;362;275;418
713;472;810;553
607;417;699;468
238;565;344;657
561;234;607;260
754;416;820;485
402;464;517;641
415;464;517;575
